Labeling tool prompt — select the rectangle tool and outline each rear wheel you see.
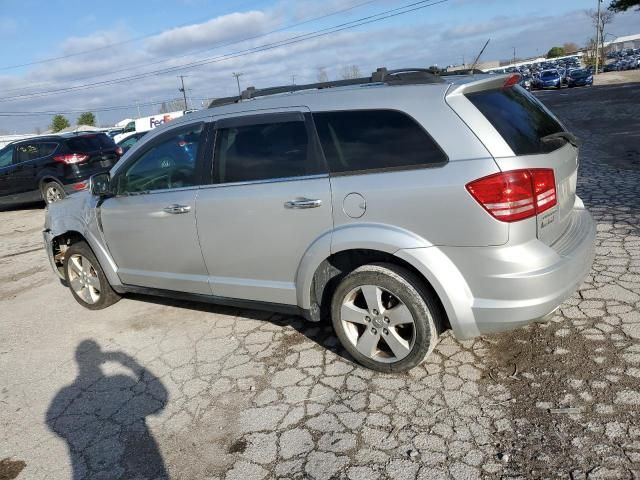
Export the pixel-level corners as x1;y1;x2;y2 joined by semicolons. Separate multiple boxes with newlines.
64;241;120;310
42;181;65;204
330;263;440;372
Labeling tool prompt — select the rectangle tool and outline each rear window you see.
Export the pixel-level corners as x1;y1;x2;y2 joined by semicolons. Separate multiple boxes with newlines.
65;134;116;152
313;110;447;174
466;87;564;155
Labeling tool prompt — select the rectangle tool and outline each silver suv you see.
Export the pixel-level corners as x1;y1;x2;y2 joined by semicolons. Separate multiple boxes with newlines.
43;68;596;372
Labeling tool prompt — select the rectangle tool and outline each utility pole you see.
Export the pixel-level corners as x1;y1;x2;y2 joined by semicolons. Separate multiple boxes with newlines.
135;100;141;118
178;75;189;110
291;74;296;85
595;0;602;75
513;47;516;67
232;72;243;98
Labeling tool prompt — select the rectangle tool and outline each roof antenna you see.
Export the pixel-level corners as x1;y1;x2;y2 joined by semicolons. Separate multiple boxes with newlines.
470;39;491;75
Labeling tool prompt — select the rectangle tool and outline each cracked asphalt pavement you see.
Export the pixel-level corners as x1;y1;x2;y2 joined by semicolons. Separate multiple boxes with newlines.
0;83;639;479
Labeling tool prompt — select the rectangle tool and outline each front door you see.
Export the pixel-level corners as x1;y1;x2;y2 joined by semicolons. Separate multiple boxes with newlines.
100;122;212;294
196;110;332;305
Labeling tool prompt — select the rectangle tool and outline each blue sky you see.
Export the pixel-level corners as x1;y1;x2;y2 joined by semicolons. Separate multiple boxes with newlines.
0;0;637;132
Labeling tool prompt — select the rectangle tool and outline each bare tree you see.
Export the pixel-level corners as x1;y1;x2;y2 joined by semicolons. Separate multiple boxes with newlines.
562;42;580;54
587;8;615;66
158;98;186;114
339;65;361;79
316;67;329;83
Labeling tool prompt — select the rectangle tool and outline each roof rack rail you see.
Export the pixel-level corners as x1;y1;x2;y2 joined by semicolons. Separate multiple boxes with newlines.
208;67;444;108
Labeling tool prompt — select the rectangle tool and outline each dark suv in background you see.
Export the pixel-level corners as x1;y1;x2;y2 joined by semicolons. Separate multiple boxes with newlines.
0;132;122;206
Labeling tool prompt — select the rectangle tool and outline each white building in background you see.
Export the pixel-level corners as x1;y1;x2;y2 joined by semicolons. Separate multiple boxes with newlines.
604;33;640;52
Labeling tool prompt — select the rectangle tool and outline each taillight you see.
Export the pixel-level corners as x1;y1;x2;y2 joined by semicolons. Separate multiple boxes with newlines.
503;74;521;88
71;180;89;191
115;146;124;156
53;153;89;164
466;168;557;222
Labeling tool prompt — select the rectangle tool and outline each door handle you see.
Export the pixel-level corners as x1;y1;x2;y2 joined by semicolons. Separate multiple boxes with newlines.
284;198;322;209
163;204;191;214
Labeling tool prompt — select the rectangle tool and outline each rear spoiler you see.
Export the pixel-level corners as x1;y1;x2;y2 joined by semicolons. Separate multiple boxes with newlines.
445;74;521;97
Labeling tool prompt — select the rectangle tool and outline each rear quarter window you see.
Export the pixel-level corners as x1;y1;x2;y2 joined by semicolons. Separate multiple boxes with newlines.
65;134;116;152
466;87;564;155
313;110;447;174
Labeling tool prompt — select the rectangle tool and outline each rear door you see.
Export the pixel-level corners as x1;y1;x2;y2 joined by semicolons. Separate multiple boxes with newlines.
100;121;212;294
448;79;577;245
12;142;59;197
196;109;332;305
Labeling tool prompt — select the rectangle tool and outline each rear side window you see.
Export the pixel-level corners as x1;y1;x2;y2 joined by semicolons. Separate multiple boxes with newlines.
14;142;56;162
214;120;320;183
65;134;116;152
466;87;564;155
313;110;447;174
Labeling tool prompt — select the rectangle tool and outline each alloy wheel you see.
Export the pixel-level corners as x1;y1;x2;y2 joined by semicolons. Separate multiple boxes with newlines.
67;254;101;304
46;185;63;203
340;284;416;363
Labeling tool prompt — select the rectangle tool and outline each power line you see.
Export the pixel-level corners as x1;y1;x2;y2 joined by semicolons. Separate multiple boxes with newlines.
0;97;210;117
1;0;382;96
0;0;447;103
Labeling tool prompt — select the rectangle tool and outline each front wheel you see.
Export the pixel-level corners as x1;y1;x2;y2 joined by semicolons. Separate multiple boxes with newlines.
331;263;441;372
64;241;121;310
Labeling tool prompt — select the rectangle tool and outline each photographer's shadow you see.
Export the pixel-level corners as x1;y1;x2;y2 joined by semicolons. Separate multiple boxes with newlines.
46;340;168;480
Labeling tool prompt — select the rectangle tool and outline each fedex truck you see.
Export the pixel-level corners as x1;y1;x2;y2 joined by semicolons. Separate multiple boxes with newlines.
113;110;185;143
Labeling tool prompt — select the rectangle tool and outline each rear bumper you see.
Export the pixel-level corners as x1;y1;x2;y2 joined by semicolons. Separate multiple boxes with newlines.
397;205;596;339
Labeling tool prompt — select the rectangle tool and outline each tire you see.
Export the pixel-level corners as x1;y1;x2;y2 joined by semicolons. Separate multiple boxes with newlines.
41;180;66;204
330;263;441;372
63;241;120;310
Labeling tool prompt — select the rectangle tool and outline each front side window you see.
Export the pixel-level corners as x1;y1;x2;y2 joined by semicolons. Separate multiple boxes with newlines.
313;110;447;174
0;147;13;168
116;125;202;194
214;120;319;184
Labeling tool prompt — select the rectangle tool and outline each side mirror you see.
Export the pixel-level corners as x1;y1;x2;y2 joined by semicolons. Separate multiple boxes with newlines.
90;172;112;197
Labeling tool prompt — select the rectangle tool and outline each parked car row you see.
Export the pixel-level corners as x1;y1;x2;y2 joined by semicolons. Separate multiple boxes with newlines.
603;49;640;72
0;132;123;206
0;130;151;206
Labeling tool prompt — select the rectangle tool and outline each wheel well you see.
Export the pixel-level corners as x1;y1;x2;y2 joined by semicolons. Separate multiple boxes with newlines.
309;249;450;332
51;231;86;276
39;176;60;189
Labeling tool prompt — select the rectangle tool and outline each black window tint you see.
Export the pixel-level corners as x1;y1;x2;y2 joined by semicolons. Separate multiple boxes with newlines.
66;134;116;151
312;110;447;174
466;87;564;155
15;143;40;163
214;121;318;183
0;147;12;168
117;126;202;194
39;143;58;157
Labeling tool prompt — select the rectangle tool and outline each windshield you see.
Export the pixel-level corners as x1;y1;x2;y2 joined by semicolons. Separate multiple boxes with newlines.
541;71;557;78
571;69;589;78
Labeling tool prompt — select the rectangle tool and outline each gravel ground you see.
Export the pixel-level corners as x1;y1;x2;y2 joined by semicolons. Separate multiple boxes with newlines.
0;83;638;480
